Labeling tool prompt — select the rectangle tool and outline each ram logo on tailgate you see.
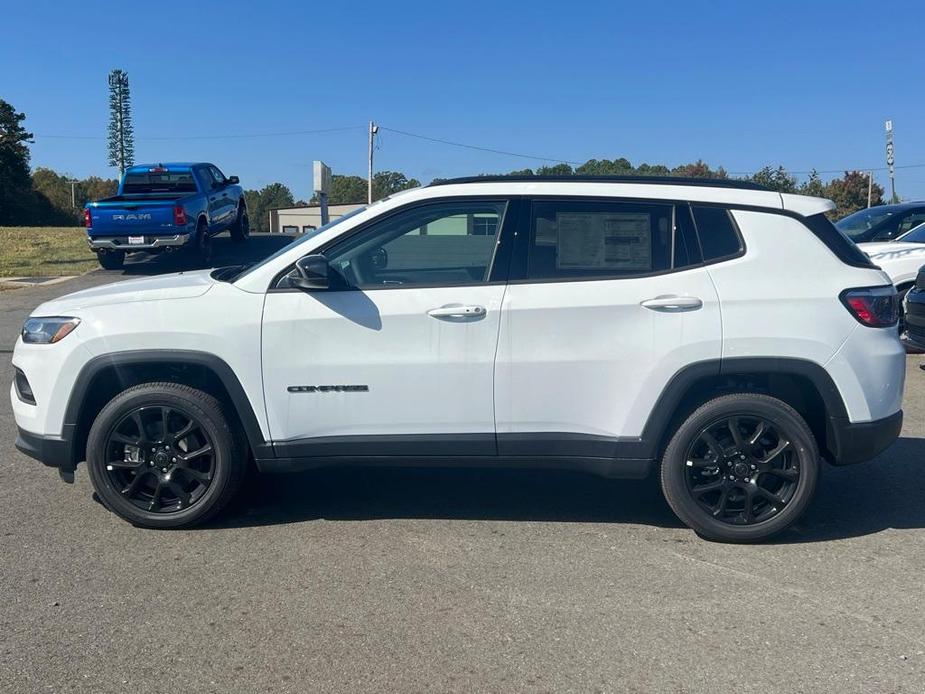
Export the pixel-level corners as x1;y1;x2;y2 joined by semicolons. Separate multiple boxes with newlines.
112;213;152;221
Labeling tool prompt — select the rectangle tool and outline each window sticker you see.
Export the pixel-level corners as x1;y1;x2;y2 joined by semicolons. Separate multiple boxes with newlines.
535;217;558;246
556;212;652;270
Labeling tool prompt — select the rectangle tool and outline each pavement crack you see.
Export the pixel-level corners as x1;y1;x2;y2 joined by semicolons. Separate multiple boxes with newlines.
667;549;925;650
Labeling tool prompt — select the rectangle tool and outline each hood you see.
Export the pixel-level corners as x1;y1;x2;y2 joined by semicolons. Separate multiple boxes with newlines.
858;241;925;260
32;270;215;315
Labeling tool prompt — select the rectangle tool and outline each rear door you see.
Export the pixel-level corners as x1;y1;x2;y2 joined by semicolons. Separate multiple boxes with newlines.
494;197;723;457
198;167;226;230
208;165;236;227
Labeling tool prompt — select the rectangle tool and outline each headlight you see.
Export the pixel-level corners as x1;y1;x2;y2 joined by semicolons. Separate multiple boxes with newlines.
21;317;81;344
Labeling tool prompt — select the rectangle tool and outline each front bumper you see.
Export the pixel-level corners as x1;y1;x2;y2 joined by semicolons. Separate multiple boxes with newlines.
15;426;77;482
825;410;903;465
88;234;190;251
904;285;925;348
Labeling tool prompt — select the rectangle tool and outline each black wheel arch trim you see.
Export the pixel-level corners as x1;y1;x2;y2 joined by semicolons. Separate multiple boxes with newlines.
632;357;852;462
63;350;271;467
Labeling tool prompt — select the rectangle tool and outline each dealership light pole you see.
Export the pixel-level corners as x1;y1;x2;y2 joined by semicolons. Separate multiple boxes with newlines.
886;119;896;202
367;121;378;204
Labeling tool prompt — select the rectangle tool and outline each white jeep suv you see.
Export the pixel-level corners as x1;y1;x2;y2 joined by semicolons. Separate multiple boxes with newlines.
11;176;905;542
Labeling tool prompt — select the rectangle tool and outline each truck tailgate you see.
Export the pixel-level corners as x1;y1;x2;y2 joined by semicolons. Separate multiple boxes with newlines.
88;198;182;237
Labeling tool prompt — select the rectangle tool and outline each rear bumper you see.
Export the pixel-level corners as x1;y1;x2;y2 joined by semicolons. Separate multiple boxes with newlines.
88;233;190;251
826;410;903;465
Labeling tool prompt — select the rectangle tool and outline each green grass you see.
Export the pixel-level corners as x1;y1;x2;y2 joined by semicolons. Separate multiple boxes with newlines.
0;227;98;277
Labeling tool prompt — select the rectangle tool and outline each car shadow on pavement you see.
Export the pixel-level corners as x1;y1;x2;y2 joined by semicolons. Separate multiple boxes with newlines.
199;437;925;540
113;234;295;276
784;436;925;543
205;466;684;530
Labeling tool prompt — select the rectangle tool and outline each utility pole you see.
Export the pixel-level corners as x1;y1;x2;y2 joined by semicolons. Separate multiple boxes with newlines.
70;180;77;208
867;171;873;208
367;120;378;204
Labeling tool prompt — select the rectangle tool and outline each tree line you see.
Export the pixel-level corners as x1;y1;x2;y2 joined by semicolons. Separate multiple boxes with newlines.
0;97;886;227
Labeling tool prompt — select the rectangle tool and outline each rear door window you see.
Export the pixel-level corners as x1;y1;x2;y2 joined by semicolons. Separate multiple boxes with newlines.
525;199;699;280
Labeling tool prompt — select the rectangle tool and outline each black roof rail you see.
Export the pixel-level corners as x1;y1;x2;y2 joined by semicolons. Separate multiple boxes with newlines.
428;175;770;191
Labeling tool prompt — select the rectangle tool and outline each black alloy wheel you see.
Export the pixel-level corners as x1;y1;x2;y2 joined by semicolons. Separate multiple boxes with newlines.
230;205;250;242
196;227;213;265
684;416;799;525
660;393;819;543
86;382;246;528
102;405;215;513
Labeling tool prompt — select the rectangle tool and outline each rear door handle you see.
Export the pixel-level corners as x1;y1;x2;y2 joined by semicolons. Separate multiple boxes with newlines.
428;304;486;318
640;295;703;311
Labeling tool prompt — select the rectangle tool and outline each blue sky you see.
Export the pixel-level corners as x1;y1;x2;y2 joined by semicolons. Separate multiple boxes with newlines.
3;0;924;201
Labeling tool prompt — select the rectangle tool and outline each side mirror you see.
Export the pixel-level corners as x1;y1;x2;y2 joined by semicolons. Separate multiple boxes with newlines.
291;254;330;290
227;175;239;185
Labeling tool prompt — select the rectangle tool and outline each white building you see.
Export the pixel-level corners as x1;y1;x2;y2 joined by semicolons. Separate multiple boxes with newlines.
267;203;364;234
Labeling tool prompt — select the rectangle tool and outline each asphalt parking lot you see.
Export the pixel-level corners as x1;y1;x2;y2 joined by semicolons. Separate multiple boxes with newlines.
2;248;925;693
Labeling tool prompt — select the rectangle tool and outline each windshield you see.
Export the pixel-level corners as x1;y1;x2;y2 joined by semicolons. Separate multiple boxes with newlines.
231;205;369;282
897;222;925;244
835;207;896;240
122;171;198;194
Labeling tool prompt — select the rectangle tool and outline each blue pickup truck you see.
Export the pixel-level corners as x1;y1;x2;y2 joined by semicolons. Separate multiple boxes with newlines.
84;162;249;269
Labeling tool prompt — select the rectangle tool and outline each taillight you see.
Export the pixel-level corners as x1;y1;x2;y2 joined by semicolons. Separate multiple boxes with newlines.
83;208;92;228
840;286;899;328
173;206;187;226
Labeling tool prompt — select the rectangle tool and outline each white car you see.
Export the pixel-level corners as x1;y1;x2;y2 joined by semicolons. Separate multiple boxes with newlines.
11;176;905;542
859;222;925;294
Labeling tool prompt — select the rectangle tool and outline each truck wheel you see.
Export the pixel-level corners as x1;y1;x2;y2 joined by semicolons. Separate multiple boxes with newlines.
193;223;213;266
230;205;250;243
97;251;125;270
660;393;819;543
85;382;247;529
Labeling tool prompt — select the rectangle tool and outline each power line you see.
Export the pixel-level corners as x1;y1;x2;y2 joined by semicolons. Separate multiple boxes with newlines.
34;125;364;141
31;121;925;178
379;126;582;166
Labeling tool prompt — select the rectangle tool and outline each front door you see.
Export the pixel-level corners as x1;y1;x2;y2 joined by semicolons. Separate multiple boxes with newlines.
260;198;514;458
494;197;723;457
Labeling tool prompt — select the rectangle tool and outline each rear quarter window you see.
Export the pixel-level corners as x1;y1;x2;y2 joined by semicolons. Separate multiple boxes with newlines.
692;206;743;261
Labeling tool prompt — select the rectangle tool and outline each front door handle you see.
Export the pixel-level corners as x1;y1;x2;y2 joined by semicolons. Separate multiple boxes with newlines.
427;304;486;318
640;295;703;311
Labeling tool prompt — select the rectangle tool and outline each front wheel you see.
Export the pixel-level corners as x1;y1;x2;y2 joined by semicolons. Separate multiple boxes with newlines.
660;393;819;543
229;205;249;243
85;382;246;528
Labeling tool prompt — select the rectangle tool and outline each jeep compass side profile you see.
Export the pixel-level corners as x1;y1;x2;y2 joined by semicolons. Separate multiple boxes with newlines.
12;176;904;542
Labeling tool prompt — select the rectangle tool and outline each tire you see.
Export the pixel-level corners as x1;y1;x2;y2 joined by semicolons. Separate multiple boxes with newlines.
229;205;250;243
85;382;246;529
97;251;125;270
192;223;213;266
660;393;819;543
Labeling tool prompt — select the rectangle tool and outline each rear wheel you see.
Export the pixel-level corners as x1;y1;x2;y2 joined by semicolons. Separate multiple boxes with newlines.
230;205;249;243
660;393;819;543
193;223;213;266
86;382;246;528
97;251;124;270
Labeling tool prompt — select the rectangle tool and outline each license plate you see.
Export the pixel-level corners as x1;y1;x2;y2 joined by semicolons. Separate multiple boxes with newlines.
128;236;145;245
